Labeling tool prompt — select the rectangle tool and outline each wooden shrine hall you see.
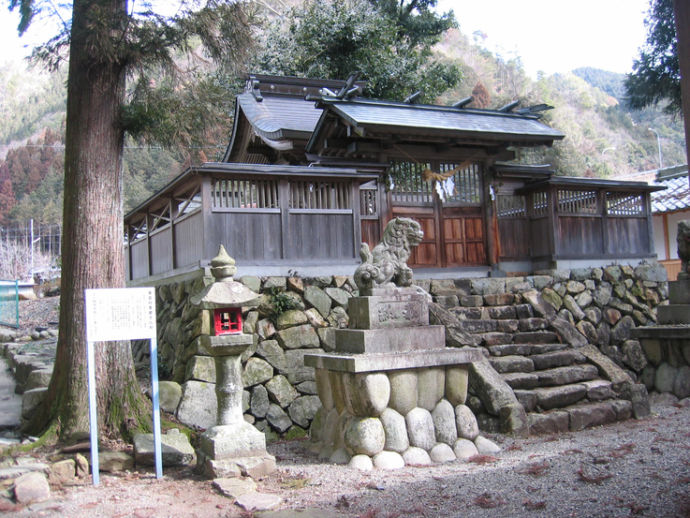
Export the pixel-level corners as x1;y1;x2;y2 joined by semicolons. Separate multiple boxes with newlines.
124;74;662;281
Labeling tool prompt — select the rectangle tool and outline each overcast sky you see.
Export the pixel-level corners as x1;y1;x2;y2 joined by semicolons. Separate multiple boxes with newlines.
0;1;651;77
438;0;650;77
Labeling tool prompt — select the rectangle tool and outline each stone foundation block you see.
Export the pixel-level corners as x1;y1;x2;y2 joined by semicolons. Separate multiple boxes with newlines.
528;411;569;434
568;402;616;431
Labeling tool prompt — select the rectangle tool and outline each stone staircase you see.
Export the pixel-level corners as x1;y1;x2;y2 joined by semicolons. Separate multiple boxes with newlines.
432;290;648;435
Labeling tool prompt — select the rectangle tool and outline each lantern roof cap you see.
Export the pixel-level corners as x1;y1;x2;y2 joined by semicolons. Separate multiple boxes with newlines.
190;245;260;308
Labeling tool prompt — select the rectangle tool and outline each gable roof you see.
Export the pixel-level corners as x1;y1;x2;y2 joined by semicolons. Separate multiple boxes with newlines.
224;75;565;164
652;167;690;213
236;93;323;141
309;97;564;146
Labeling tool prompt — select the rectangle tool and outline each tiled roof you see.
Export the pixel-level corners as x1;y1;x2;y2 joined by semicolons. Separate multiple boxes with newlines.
236;92;565;145
326;100;565;141
236;93;322;140
651;174;690;213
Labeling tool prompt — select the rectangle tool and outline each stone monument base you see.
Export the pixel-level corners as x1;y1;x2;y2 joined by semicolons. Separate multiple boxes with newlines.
197;422;276;479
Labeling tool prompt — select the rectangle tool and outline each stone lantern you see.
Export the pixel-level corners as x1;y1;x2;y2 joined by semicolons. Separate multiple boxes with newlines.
190;245;276;479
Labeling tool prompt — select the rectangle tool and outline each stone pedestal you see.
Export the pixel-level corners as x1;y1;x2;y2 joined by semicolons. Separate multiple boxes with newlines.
196;334;276;479
632;279;690;398
305;287;491;469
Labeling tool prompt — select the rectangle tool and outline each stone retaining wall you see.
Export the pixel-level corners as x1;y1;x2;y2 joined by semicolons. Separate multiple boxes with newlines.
138;261;670;439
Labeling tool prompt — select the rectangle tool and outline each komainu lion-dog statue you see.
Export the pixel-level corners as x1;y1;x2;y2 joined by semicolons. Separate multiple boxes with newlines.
354;217;424;293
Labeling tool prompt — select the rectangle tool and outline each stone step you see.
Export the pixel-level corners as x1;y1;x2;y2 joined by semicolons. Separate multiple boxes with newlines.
527;399;633;434
457;319;497;333
489;355;534;374
487;343;569;357
451;306;483;319
581;379;616;401
481;332;514;346
528;383;588;411
502;371;539;390
486;305;517;320
518;317;549;332
531;350;586;370
512;379;617;412
535;364;599;387
512;331;561;344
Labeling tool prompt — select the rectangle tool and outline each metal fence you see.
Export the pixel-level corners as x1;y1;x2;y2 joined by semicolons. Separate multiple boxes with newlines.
0;280;19;328
0;222;61;279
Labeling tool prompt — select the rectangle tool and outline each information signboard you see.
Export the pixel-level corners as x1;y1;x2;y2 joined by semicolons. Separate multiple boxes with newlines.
84;287;162;486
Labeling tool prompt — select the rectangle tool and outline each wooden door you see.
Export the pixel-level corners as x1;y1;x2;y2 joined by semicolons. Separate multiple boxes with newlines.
442;207;486;266
386;160;488;268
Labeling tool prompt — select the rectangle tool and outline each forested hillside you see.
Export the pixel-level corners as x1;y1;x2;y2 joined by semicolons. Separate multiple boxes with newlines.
0;16;685;226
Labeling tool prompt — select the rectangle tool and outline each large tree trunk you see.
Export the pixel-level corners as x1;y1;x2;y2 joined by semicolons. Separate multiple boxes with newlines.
25;0;148;440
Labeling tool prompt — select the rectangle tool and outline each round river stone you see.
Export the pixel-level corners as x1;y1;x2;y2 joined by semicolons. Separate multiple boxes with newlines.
344;417;385;456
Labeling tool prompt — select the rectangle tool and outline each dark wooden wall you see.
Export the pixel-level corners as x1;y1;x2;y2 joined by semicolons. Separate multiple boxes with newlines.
497;187;656;264
125;171;363;280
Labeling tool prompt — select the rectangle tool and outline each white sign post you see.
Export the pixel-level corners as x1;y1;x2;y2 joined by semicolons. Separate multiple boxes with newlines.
84;287;162;486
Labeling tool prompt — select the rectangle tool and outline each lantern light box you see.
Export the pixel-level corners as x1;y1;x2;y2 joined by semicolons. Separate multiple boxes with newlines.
214;307;243;335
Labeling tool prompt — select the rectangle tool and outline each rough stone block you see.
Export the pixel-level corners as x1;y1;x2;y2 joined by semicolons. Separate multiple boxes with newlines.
304;286;332;318
335;326;445;354
276;325;320;350
275;310;308;330
380;408;409;453
343;372;390;416
242;357;274;387
134;429;196;466
417;368;445;410
13;472;50;504
373;451;405;470
288;395;321;428
502;372;539;390
654;363;677;393
432;399;458;445
99;451;134;472
513;390;537;412
568;402;616;431
388;370;418;415
177;380;217;429
430;443;456;463
489;356;534;374
469;359;519;416
528;411;569;434
533;384;586;410
484;293;515;306
403;446;433;465
185;355;216;382
49;459;76;485
344;417;385;456
200;422;267;460
405;408;435;451
674;366;690;399
453;438;479;460
531;350;585;370
536;365;599;386
21;387;47;419
157;381;183;414
444;366;469;406
460;295;484;307
582;379;615;401
265;374;299;408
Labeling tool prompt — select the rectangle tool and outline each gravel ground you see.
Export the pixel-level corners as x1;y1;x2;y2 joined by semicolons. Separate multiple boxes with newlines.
4;299;690;518
4;395;689;518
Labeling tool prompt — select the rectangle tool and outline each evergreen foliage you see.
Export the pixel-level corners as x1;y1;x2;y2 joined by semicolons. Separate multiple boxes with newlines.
253;0;461;102
624;0;680;114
